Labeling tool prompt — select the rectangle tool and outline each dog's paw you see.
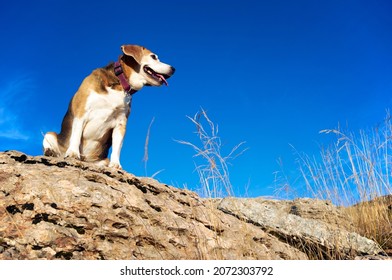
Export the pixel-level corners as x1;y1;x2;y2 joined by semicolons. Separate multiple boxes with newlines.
65;149;81;160
44;148;59;157
109;162;122;169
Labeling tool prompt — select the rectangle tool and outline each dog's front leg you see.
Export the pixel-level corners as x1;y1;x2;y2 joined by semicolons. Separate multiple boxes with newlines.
109;121;126;169
65;118;84;159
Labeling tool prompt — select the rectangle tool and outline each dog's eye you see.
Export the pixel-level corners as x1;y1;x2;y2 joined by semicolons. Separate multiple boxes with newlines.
151;54;158;60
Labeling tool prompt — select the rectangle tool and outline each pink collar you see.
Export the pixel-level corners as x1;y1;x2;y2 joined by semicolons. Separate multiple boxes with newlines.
114;61;137;95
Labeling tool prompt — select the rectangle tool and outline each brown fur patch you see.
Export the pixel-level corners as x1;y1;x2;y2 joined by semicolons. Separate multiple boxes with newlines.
71;66;124;118
121;45;150;64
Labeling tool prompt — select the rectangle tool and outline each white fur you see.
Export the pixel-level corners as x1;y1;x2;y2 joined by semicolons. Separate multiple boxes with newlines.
81;88;130;165
65;117;84;159
109;121;126;169
43;133;60;155
147;56;173;74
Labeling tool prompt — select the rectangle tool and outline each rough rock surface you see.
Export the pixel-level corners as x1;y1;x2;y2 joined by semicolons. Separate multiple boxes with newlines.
0;151;386;260
0;151;305;260
218;197;384;259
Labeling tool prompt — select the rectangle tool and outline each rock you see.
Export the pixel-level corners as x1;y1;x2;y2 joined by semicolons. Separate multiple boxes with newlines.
1;151;386;260
0;151;306;260
218;197;384;259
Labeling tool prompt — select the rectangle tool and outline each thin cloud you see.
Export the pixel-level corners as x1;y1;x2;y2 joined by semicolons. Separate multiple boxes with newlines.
0;129;30;141
0;76;34;141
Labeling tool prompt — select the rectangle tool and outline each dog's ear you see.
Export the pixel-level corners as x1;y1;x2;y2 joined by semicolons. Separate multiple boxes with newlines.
121;45;144;65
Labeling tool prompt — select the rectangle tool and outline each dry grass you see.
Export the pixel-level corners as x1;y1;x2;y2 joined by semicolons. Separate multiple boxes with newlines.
176;109;247;198
346;196;392;254
143;117;164;178
178;109;391;258
176;109;250;259
285;113;392;254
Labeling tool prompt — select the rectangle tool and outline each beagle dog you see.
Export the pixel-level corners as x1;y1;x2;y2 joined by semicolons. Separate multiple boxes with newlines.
43;45;175;169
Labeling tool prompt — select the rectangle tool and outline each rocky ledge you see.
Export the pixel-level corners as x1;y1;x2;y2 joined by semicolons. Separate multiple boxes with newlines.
0;151;388;260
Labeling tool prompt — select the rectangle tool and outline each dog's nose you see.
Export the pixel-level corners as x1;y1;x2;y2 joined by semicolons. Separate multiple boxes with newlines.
170;66;176;75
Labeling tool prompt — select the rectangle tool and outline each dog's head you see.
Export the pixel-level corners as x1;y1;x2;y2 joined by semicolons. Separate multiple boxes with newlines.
120;45;175;90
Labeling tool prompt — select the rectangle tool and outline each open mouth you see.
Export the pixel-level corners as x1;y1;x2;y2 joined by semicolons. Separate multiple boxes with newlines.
143;65;169;86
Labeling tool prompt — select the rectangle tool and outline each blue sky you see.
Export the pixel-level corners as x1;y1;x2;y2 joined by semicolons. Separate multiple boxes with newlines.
1;0;392;198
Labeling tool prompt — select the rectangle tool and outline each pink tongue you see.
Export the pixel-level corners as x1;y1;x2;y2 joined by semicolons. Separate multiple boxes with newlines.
156;73;168;86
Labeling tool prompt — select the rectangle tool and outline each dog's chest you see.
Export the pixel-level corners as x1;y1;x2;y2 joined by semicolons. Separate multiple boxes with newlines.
85;88;130;124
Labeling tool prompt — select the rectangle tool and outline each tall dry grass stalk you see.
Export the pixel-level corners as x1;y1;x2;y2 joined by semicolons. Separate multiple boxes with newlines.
143;117;164;178
175;109;251;259
288;112;392;252
176;109;247;198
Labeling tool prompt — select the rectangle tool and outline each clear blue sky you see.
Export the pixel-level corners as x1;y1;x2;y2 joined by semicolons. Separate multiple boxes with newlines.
1;0;392;197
